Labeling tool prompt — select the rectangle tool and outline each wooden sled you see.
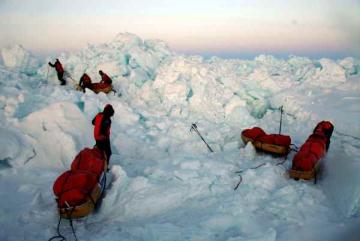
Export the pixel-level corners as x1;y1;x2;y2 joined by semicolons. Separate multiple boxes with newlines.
289;161;320;184
75;84;83;91
241;134;289;156
55;148;108;219
58;174;106;219
289;121;333;184
75;84;114;94
91;83;114;94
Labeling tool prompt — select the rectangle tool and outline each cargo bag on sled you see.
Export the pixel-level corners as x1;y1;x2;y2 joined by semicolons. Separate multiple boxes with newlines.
241;127;291;155
289;121;334;182
53;147;107;219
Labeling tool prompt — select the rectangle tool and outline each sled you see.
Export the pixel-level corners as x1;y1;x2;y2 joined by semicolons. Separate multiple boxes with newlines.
90;83;114;94
53;147;108;219
75;83;114;94
241;127;291;156
289;121;333;182
58;172;107;219
75;84;84;91
289;162;320;181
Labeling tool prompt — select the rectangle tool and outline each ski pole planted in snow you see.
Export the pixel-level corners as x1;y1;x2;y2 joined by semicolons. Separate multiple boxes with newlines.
279;105;284;134
46;65;49;81
190;123;214;153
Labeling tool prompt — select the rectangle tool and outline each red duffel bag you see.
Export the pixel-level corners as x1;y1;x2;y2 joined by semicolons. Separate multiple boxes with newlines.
71;148;106;179
257;134;291;147
290;120;334;181
242;127;266;140
90;83;113;94
53;170;97;208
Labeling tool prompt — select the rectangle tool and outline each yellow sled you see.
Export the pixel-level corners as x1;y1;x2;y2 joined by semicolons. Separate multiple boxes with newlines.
58;160;108;219
75;84;114;94
58;181;103;219
289;161;321;183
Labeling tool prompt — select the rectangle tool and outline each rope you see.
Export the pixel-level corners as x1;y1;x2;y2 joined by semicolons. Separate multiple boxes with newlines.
64;71;77;87
289;144;299;152
48;217;65;241
275;158;287;166
69;216;78;241
48;207;79;241
334;130;360;141
234;163;266;174
64;71;75;81
233;175;243;190
234;163;266;190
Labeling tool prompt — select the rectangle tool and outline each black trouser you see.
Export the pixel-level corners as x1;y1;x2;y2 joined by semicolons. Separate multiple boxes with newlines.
57;72;66;85
95;139;112;165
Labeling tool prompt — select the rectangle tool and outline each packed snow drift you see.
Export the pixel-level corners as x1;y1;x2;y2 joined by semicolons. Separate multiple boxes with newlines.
0;33;360;241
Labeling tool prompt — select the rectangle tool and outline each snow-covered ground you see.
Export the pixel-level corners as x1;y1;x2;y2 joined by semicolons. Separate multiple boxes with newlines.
0;33;359;241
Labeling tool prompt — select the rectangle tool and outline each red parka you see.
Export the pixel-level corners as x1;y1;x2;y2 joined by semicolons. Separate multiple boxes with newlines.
92;113;111;141
80;73;92;87
49;60;64;73
100;72;112;84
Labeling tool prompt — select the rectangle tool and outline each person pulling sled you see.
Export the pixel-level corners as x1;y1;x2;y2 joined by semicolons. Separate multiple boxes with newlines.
48;59;66;85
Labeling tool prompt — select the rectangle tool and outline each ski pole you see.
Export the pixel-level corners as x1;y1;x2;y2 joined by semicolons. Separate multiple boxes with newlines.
279;105;283;134
46;65;50;82
190;123;214;153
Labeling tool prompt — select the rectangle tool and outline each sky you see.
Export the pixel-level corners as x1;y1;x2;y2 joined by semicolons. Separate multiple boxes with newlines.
0;0;359;59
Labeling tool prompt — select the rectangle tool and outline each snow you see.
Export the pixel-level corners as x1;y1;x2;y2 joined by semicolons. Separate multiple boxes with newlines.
0;44;40;75
14;101;94;169
0;33;360;241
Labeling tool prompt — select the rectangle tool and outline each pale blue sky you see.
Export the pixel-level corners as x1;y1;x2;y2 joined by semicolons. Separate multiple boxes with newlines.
0;0;359;58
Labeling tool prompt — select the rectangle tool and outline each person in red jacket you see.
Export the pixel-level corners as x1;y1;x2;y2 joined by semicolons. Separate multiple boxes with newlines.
92;104;114;166
48;59;66;85
79;73;92;92
99;70;112;85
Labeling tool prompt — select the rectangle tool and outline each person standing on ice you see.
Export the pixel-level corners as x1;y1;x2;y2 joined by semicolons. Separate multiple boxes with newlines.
92;104;114;167
99;70;112;85
48;59;66;85
79;73;92;92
